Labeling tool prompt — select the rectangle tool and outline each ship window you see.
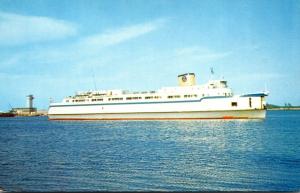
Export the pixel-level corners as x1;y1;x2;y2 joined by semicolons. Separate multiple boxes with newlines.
92;98;103;101
184;94;197;98
74;99;85;102
231;102;238;107
126;97;141;100
112;98;123;101
168;95;181;99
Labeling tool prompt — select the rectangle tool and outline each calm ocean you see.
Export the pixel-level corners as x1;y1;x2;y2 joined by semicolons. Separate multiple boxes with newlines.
0;110;299;191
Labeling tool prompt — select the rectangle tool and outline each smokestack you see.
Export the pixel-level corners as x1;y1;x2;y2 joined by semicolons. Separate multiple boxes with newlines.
178;73;196;86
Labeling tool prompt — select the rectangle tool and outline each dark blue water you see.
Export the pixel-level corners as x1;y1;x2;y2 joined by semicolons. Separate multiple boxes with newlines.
0;111;299;191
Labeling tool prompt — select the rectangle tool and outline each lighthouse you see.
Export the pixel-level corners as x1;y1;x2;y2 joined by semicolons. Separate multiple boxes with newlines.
27;94;34;109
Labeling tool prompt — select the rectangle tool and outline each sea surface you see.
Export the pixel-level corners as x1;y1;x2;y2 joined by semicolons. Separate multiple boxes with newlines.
0;110;299;191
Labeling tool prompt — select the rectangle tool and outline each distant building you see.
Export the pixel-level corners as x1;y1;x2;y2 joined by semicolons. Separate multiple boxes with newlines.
12;94;37;116
12;107;37;115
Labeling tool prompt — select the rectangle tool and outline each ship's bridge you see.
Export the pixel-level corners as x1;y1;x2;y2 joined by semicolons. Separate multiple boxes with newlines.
201;80;232;96
205;80;228;89
155;72;233;97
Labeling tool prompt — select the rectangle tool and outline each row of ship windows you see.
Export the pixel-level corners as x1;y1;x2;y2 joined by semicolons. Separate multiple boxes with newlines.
66;94;200;102
66;93;231;103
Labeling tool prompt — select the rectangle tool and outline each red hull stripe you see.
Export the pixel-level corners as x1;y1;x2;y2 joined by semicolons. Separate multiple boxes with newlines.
48;117;252;121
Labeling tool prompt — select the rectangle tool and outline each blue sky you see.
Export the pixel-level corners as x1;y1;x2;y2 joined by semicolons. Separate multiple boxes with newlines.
0;0;299;110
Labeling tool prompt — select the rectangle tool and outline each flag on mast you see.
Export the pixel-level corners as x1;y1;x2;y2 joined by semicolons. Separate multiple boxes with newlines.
210;67;214;75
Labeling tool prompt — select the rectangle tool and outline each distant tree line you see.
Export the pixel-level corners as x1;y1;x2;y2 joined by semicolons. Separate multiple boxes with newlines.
284;103;292;107
266;103;300;109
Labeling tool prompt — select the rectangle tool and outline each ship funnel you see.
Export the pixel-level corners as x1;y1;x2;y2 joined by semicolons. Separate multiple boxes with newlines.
178;73;196;86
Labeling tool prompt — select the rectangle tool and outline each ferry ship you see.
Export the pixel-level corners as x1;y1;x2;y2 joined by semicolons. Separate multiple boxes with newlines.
48;73;268;120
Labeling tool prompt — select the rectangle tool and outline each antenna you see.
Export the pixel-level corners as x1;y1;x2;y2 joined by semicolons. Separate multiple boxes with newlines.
8;103;13;111
210;67;214;80
91;66;97;91
264;83;268;93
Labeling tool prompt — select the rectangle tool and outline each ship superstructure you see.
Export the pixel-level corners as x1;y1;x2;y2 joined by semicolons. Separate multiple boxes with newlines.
48;73;268;120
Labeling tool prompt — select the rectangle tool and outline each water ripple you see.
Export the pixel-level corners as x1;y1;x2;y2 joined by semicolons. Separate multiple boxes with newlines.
0;111;299;191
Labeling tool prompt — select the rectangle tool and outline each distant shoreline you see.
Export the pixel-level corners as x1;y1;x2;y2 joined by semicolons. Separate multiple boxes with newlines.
266;104;300;111
267;108;300;111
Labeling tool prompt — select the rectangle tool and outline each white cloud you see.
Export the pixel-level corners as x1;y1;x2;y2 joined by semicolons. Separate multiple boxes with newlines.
231;73;285;81
77;18;167;50
0;12;77;46
170;46;232;75
176;46;231;62
0;18;167;74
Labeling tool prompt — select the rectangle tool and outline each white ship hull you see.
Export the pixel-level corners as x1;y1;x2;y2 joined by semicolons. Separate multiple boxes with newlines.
48;94;267;120
48;109;266;120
